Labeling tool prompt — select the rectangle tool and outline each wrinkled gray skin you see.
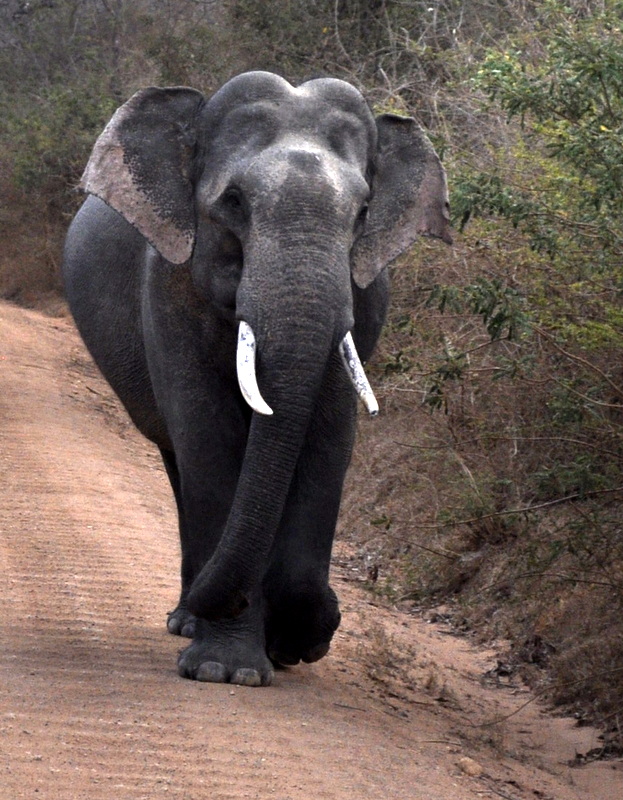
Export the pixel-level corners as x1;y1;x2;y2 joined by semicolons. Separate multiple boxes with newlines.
63;71;451;687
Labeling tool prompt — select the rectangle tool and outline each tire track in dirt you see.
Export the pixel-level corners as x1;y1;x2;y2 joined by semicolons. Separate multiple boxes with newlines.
1;301;620;800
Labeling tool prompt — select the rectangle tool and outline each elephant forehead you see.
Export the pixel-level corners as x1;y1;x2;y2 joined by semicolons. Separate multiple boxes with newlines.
198;135;368;214
216;97;369;137
206;100;373;177
207;70;371;118
246;138;353;198
297;76;374;120
203;74;375;154
208;71;294;106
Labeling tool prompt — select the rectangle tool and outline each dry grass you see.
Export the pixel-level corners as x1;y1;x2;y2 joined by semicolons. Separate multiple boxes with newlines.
0;184;65;308
339;230;623;747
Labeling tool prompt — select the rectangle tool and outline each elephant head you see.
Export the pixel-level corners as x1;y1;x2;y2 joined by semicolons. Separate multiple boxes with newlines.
80;71;451;620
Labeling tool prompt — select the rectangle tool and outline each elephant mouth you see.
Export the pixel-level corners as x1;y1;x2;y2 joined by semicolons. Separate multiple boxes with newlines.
236;321;379;417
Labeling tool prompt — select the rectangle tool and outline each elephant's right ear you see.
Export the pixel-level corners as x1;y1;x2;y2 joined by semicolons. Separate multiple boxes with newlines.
80;87;204;264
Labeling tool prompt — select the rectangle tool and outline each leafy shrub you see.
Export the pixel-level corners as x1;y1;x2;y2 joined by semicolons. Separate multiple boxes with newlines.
350;0;623;736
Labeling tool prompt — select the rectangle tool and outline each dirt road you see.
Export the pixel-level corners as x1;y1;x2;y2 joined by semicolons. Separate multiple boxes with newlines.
1;301;620;800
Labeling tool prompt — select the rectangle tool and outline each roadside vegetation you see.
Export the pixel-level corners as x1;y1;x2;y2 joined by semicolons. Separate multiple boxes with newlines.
1;0;621;748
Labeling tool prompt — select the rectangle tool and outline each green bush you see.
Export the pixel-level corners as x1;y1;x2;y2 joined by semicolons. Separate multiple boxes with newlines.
432;1;623;507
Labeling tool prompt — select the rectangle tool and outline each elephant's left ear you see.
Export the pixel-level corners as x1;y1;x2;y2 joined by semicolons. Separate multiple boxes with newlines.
351;114;452;289
80;87;204;265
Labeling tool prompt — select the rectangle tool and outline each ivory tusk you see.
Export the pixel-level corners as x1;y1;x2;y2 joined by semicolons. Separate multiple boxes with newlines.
339;332;379;417
236;321;274;416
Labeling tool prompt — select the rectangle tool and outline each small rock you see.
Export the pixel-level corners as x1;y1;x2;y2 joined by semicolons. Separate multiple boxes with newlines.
457;756;483;777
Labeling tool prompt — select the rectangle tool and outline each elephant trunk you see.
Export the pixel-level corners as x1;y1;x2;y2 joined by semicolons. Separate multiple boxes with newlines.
186;242;352;620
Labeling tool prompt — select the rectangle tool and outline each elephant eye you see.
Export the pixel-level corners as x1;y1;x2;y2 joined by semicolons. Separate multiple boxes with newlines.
210;186;248;233
222;187;244;211
355;203;369;232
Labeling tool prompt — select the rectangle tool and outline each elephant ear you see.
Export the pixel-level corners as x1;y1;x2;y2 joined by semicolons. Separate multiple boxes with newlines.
80;87;204;264
351;114;452;289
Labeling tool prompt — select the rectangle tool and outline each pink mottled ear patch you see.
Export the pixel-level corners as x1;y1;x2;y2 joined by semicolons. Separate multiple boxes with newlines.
81;88;202;264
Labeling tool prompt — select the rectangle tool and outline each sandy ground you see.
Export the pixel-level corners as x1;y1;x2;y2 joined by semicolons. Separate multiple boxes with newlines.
1;299;621;800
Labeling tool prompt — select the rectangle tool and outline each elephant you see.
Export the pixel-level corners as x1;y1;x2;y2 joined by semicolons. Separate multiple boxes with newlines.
62;70;451;687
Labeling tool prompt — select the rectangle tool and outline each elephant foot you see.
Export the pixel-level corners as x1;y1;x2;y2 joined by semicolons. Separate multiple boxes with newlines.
167;605;197;638
266;583;341;667
177;618;274;687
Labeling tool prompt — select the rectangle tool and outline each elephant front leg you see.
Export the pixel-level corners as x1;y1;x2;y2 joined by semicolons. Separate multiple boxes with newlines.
161;437;274;685
177;592;274;686
263;356;357;667
160;448;203;639
159;418;246;641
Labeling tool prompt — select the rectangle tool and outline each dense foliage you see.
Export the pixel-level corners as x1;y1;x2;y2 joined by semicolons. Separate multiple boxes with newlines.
436;2;623;511
370;1;623;739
